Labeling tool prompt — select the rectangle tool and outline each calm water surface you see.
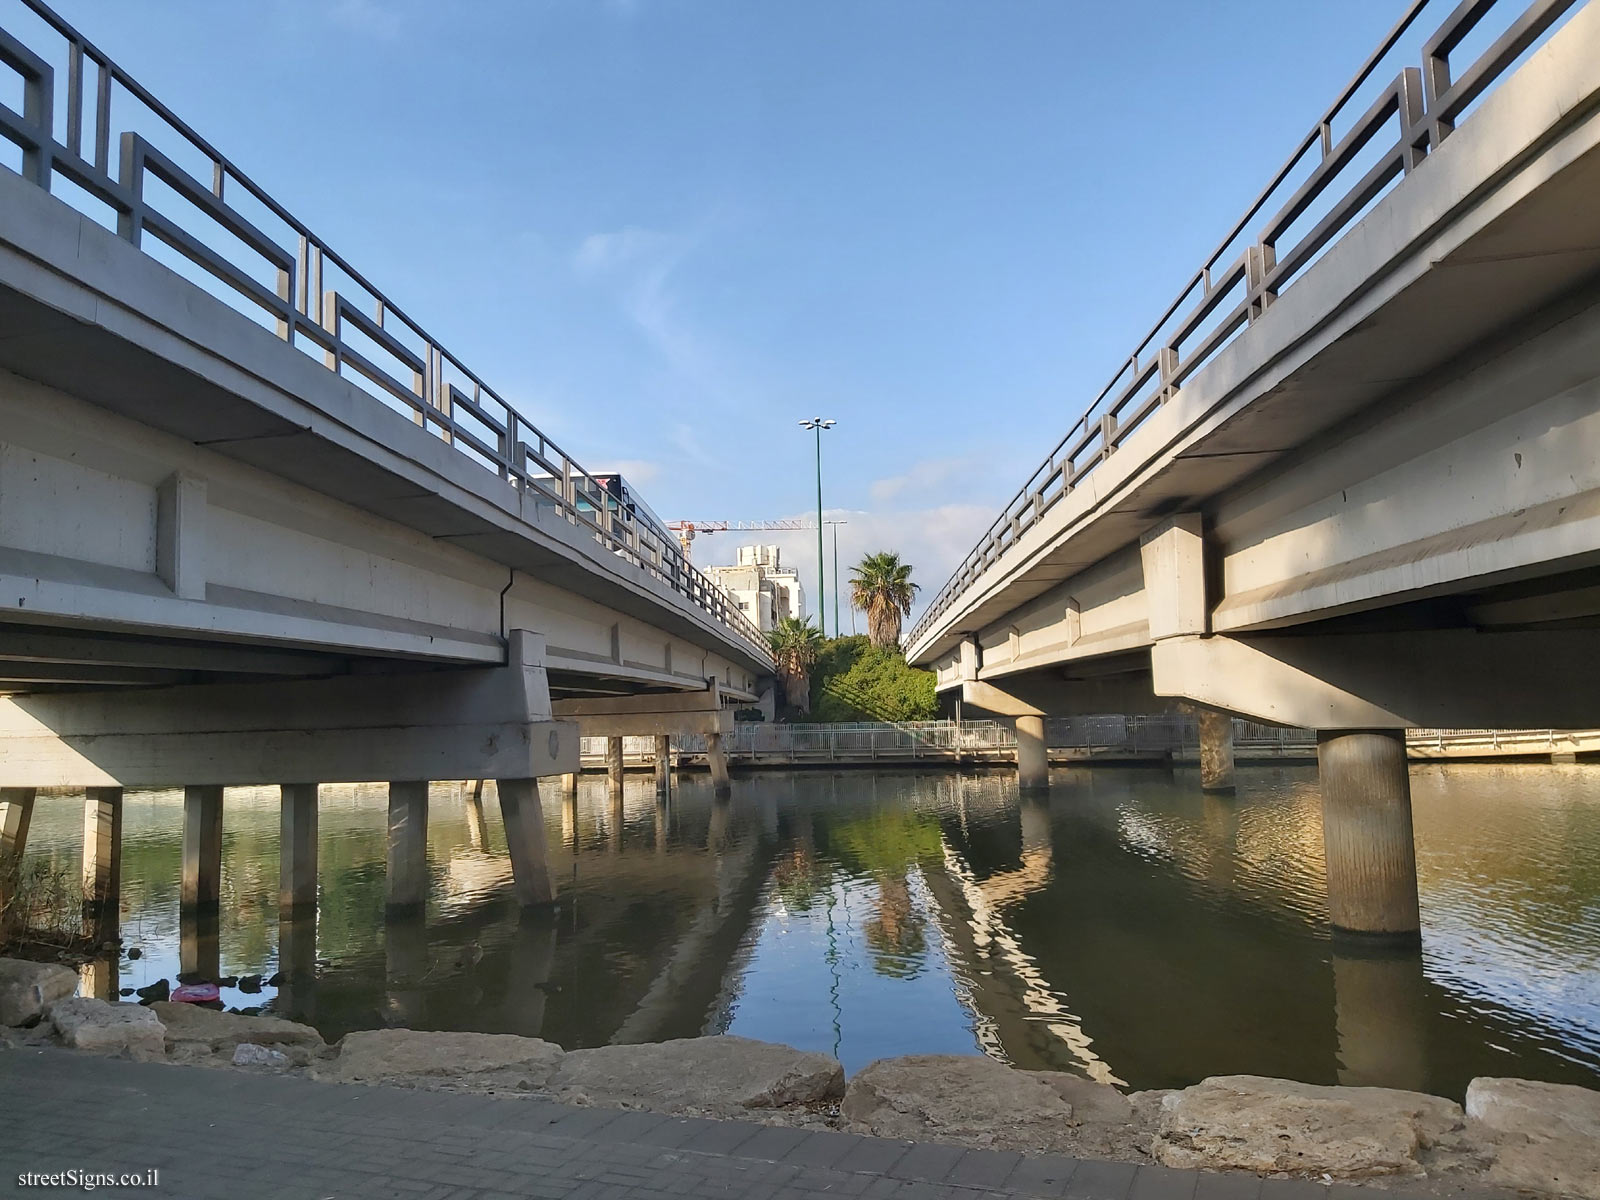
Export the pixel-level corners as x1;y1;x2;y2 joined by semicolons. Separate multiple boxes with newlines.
19;763;1600;1098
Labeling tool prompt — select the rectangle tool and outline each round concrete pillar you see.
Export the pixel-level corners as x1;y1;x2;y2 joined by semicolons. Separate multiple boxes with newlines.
1016;715;1048;791
1316;729;1421;942
606;737;625;795
1197;709;1235;793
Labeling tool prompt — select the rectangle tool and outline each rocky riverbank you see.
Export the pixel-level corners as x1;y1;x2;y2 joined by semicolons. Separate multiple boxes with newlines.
2;958;1596;1199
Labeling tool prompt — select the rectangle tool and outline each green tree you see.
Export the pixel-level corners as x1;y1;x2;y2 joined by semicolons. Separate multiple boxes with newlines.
849;552;919;650
768;617;823;713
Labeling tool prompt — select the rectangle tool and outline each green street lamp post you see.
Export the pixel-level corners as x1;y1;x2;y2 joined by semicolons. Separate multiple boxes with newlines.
799;417;835;637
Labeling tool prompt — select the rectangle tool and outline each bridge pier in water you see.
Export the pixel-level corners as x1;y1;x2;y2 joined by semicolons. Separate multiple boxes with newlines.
1316;730;1421;943
0;787;35;909
386;781;430;915
606;738;625;795
1015;715;1049;792
1197;710;1235;793
181;785;224;910
654;734;672;797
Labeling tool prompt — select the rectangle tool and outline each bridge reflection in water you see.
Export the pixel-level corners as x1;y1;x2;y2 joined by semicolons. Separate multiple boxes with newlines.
14;766;1600;1098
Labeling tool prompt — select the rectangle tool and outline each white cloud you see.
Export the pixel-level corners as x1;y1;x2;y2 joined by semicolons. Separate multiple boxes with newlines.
571;225;742;407
869;455;978;505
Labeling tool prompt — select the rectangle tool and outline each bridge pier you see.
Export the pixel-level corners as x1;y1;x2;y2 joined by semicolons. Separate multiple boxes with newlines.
560;773;579;799
386;781;430;915
464;780;489;851
1015;715;1049;792
81;786;123;914
1317;730;1420;943
0;787;35;909
706;732;732;798
280;784;319;916
654;735;672;797
497;778;554;907
1197;710;1235;793
607;738;625;795
181;785;224;910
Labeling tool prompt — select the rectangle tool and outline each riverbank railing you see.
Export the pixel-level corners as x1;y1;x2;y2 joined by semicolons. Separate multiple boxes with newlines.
579;718;1597;767
0;1;770;664
908;0;1582;652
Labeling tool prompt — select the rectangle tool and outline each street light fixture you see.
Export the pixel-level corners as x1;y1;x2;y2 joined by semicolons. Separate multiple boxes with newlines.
799;418;835;637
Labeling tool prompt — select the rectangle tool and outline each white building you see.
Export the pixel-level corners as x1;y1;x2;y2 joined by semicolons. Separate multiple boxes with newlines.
706;545;805;633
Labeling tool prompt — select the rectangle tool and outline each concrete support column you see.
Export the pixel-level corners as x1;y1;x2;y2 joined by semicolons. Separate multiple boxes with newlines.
606;737;625;794
497;778;554;907
1198;709;1236;793
464;780;489;851
1015;715;1048;791
386;781;429;915
560;772;578;799
81;787;123;911
181;785;224;909
654;735;672;797
1316;730;1421;942
706;732;731;798
0;787;36;910
279;784;319;916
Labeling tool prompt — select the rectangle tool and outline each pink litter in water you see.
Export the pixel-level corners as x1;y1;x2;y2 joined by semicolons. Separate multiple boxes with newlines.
169;982;220;1004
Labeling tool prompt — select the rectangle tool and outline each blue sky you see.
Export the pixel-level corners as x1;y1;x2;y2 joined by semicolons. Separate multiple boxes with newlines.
21;0;1399;623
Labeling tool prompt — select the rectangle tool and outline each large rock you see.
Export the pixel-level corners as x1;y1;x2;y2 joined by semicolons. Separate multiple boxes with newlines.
0;958;77;1026
1030;1071;1135;1124
842;1055;1078;1152
1153;1075;1466;1178
551;1036;844;1112
325;1029;564;1088
1466;1077;1600;1199
150;1002;323;1054
48;998;165;1061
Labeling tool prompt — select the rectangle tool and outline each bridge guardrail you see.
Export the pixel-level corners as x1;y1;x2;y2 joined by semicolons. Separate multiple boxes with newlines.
908;0;1582;653
0;1;772;665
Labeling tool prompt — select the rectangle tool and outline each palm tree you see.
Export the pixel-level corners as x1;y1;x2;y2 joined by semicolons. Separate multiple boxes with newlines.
850;552;919;650
768;617;823;712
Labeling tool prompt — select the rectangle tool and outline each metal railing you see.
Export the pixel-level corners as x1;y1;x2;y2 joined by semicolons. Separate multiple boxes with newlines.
908;0;1581;651
581;718;1595;766
0;1;771;663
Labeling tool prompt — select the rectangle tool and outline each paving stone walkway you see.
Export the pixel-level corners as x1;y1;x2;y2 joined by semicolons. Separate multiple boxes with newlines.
0;1048;1494;1200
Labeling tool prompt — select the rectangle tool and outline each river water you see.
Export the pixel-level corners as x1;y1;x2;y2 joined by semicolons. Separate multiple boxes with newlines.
16;763;1600;1099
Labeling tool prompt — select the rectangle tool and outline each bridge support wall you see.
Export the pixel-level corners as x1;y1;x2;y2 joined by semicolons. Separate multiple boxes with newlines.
498;778;554;907
607;738;625;795
81;786;122;913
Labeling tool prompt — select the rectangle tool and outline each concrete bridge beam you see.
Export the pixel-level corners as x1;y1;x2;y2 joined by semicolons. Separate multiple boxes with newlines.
180;784;223;910
0;629;576;788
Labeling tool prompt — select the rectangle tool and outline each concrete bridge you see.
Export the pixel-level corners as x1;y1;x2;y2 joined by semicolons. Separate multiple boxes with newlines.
0;2;772;935
908;0;1600;942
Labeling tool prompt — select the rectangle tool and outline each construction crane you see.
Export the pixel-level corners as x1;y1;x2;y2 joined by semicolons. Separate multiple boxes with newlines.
666;519;809;560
